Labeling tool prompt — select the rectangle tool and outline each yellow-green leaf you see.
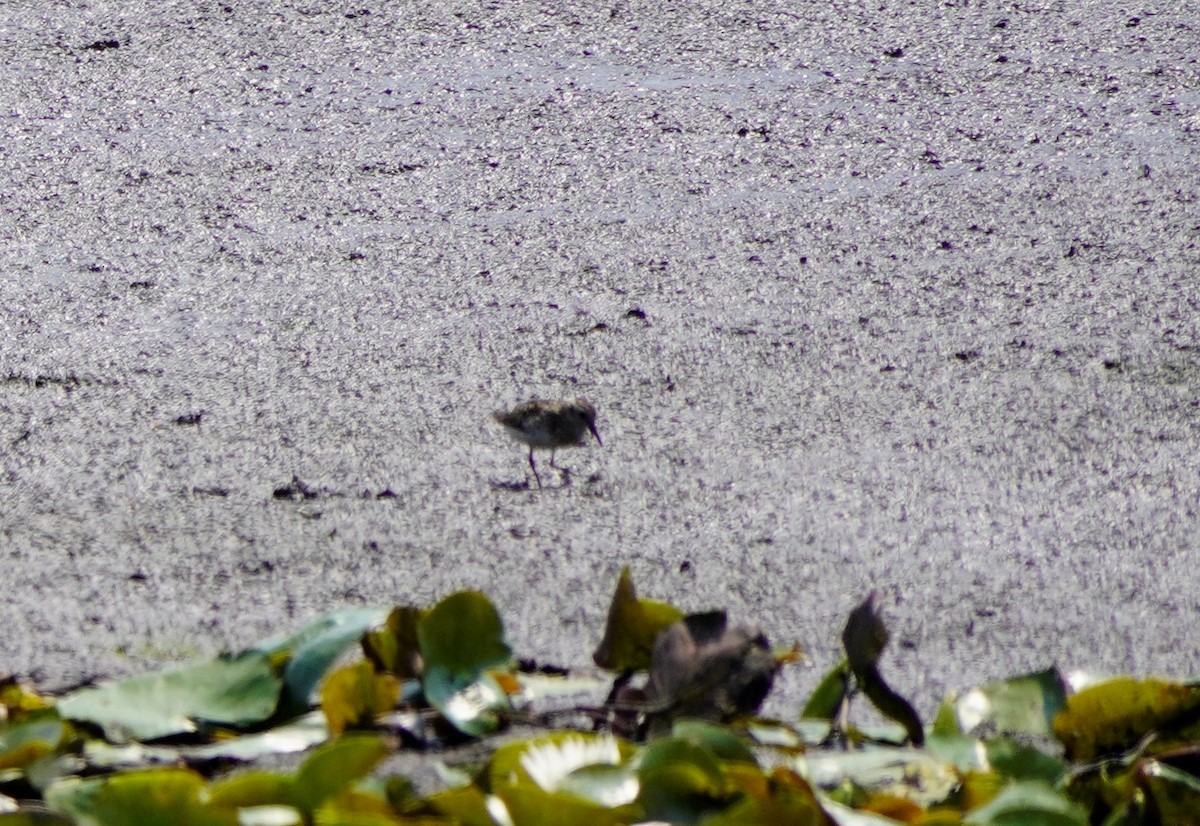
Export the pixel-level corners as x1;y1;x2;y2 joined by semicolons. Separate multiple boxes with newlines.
593;568;683;672
1052;677;1200;761
320;661;401;736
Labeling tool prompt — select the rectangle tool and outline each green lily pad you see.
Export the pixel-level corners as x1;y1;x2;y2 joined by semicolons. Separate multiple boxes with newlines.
984;738;1068;784
294;734;391;812
0;712;66;772
637;736;731;823
418;592;512;687
254;607;390;717
82;711;329;770
428;672;509;738
962;780;1087;825
207;734;389;815
417;592;512;736
671;720;757;766
57;652;281;742
46;769;236;826
705;766;830;825
423;784;499;826
797;747;958;807
950;669;1067;738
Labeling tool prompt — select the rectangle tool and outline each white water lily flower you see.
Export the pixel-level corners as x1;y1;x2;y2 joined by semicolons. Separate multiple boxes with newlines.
518;734;638;806
519;734;621;790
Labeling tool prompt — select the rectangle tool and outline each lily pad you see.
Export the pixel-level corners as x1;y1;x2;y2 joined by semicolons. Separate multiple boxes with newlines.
0;713;66;773
636;735;731;823
949;669;1067;738
962;780;1087;825
206;734;389;815
57;652;281;742
428;672;509;738
418;592;512;735
82;712;329;770
418;592;512;690
46;769;236;826
254;607;390;718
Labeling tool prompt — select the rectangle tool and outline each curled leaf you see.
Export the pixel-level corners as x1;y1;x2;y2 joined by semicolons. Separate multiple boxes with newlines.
842;592;923;746
593;568;684;673
320;661;401;736
362;606;425;679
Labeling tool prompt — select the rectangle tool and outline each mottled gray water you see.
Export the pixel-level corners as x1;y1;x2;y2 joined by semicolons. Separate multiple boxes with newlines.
2;1;1198;716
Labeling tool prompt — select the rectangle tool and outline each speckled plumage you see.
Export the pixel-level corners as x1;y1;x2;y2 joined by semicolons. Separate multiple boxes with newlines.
492;398;602;488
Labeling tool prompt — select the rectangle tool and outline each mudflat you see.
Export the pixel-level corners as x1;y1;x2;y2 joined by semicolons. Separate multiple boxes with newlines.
2;2;1198;715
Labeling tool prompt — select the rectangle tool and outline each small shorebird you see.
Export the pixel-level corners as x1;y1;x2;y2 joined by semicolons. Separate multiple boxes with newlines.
492;398;602;488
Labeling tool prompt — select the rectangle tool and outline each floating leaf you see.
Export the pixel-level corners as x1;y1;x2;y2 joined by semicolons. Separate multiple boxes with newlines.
950;669;1067;738
254;607;390;718
962;779;1087;825
293;734;391;813
46;769;236;826
57;652;280;742
593;568;684;672
416;592;512;736
797;747;958;808
206;771;298;811
671;720;758;767
0;712;66;773
418;592;512;694
1052;677;1200;761
82;712;329;770
924;732;989;773
637;735;733;823
362;607;425;679
428;672;509;738
422;784;498;826
321;661;401;736
984;738;1068;785
512;670;609;705
705;765;830;825
207;734;389;816
1;679;52;718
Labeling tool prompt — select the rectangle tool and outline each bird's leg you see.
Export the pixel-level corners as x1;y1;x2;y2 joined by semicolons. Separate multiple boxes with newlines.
528;448;542;489
548;448;558;469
